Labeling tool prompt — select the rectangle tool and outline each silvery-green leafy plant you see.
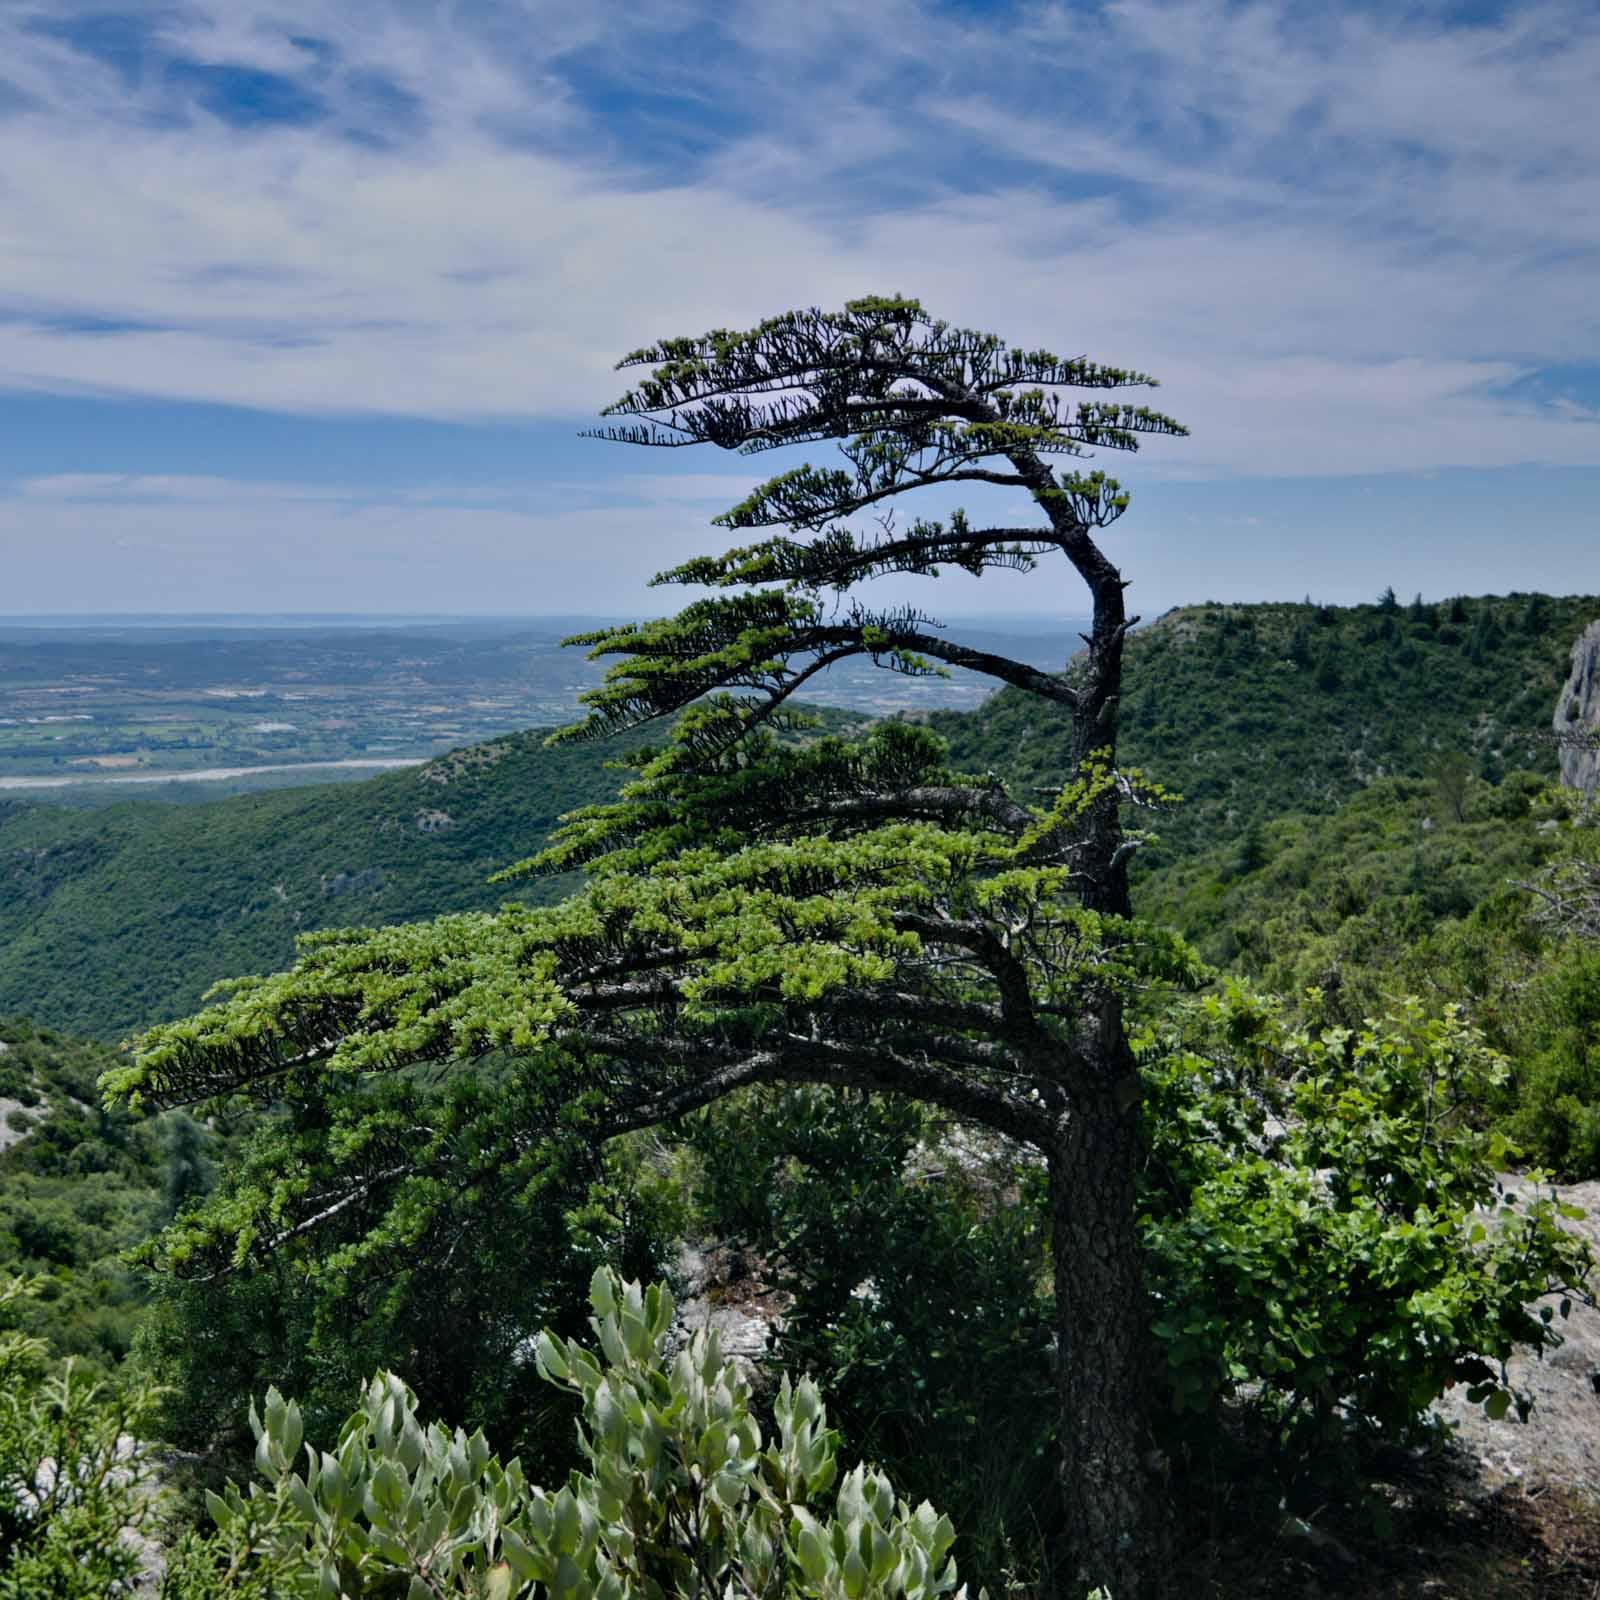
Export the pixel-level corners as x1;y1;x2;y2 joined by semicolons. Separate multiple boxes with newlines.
165;1267;1009;1599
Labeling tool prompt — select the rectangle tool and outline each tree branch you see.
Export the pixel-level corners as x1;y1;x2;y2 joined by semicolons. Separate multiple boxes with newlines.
785;784;1037;836
593;1033;1052;1147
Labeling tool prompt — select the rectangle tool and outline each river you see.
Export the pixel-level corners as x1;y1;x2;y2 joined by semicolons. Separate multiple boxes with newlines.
0;758;425;791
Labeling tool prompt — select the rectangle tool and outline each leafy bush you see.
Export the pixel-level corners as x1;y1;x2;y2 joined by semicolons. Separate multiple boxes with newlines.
0;1018;200;1376
685;1088;1056;1588
1141;985;1592;1475
165;1268;994;1600
679;989;1595;1567
1508;942;1600;1175
0;1275;161;1598
1132;781;1600;1177
135;1070;673;1488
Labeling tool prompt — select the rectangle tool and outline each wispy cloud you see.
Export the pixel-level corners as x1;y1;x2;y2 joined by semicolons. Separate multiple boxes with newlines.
0;0;1597;479
15;468;759;510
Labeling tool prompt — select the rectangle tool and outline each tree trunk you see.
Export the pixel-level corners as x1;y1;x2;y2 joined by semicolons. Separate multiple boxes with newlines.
1070;606;1132;921
1047;1062;1165;1598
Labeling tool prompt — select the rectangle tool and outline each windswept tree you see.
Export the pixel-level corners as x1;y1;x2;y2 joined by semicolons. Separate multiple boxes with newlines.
107;297;1191;1596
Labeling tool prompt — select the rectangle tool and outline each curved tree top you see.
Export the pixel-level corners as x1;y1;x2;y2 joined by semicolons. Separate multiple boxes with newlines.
560;295;1186;766
593;294;1180;503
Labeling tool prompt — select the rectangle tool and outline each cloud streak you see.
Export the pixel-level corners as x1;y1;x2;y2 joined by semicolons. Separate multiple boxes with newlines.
0;0;1596;481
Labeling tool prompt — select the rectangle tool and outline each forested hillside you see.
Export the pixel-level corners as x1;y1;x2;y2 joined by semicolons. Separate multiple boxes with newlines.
0;729;648;1038
5;595;1598;1597
1;594;1592;1041
0;1017;225;1369
937;590;1597;856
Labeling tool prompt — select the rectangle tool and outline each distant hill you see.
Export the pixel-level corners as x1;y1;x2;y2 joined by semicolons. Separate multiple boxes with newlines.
0;729;648;1039
1137;769;1577;1011
1;594;1595;1041
934;591;1599;861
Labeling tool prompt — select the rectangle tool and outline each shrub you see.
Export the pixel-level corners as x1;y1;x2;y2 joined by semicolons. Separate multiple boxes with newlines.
0;1276;161;1599
1141;985;1592;1480
1509;943;1600;1176
134;1071;673;1489
685;1087;1056;1588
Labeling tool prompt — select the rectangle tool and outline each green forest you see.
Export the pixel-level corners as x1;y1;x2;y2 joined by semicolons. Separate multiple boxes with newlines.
3;595;1589;1043
6;602;1600;1599
5;303;1600;1600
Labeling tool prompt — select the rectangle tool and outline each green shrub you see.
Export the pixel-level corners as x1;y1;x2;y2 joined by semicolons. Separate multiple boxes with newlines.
681;990;1593;1561
1509;943;1600;1175
685;1088;1056;1589
1141;985;1592;1474
0;1276;161;1598
134;1069;673;1488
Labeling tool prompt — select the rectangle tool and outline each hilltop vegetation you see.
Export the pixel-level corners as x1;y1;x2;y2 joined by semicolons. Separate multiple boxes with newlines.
936;590;1597;855
0;728;651;1038
0;1017;229;1371
1140;770;1570;1006
1138;770;1600;1174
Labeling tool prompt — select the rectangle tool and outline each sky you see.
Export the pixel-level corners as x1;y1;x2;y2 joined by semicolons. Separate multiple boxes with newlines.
1;0;1597;620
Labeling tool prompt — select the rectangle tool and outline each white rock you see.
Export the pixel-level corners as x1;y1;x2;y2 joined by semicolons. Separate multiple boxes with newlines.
1431;1175;1600;1495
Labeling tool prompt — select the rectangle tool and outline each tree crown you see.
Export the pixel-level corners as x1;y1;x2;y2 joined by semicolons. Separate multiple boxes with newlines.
103;295;1192;1278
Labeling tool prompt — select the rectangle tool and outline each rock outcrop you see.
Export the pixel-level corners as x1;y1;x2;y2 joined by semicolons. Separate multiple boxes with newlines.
1555;620;1600;795
671;1241;787;1374
1433;1176;1600;1495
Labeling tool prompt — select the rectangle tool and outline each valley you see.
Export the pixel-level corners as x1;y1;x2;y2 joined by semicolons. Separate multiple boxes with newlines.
0;614;1085;793
0;591;1592;1043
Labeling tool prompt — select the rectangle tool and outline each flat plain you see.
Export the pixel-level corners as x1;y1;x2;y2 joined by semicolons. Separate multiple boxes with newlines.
0;615;1080;795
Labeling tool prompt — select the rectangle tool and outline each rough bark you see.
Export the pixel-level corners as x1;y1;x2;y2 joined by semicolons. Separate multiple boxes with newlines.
999;437;1157;1586
1047;1029;1163;1598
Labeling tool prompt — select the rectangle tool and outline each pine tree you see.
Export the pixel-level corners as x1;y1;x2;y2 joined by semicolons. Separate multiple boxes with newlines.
1468;606;1505;663
104;297;1192;1596
1231;819;1269;878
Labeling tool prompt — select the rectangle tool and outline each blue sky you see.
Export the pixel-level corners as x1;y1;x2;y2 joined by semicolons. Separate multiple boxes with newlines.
1;0;1597;617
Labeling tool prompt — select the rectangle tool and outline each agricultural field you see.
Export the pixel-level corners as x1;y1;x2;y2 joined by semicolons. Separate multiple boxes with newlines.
0;616;606;788
0;614;1079;795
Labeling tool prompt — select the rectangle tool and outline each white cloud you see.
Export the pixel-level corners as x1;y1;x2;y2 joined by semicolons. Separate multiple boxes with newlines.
0;0;1597;480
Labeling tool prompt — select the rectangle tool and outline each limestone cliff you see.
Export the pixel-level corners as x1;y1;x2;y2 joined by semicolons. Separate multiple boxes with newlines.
1555;620;1600;794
